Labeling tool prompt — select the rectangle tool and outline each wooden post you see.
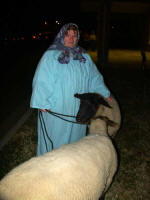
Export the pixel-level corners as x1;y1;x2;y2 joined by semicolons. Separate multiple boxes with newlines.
97;0;112;70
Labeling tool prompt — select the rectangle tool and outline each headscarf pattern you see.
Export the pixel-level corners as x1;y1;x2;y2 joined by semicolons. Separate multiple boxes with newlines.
48;23;86;64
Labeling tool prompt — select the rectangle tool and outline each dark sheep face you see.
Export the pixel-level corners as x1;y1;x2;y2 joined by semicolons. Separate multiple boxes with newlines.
74;93;111;124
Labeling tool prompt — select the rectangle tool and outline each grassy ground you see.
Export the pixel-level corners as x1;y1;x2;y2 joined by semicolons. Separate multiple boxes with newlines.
0;51;150;199
103;66;150;199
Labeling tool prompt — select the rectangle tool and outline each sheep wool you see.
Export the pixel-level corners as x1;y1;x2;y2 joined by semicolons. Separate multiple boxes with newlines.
0;116;117;200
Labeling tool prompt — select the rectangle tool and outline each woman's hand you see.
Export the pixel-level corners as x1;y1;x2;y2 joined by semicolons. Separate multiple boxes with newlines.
40;109;50;112
106;97;113;102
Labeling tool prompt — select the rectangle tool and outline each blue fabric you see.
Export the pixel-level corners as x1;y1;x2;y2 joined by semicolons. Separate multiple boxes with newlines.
48;23;86;64
30;50;110;155
30;49;110;156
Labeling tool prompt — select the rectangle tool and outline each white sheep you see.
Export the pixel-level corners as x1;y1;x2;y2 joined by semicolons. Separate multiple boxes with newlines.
0;94;118;200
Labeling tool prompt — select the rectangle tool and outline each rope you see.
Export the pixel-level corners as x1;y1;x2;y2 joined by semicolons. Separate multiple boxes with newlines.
46;110;84;124
39;111;54;151
47;110;76;118
38;109;86;152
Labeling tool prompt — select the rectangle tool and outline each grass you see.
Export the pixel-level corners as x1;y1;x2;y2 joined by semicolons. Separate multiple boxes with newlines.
0;52;150;199
103;65;150;199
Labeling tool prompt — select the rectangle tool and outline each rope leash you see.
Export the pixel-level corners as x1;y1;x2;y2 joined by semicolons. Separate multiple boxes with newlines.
39;110;87;152
39;111;54;151
47;110;76;118
46;110;83;124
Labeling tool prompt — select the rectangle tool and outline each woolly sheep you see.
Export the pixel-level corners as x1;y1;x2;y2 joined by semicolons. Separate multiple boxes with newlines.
75;93;121;137
0;94;118;200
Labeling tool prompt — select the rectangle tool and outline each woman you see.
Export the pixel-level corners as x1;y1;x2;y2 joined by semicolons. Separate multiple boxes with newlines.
30;23;111;156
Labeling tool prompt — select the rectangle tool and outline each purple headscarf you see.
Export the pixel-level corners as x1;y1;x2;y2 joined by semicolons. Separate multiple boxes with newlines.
48;23;86;64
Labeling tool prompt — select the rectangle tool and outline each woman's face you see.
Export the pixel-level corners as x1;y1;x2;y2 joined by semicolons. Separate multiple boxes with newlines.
64;30;78;48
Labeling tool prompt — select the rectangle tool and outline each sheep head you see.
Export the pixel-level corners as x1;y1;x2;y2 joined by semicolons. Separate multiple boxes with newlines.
74;93;111;124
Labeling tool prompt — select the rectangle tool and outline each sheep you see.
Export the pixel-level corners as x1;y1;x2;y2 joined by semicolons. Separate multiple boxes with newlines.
0;94;118;200
75;93;121;137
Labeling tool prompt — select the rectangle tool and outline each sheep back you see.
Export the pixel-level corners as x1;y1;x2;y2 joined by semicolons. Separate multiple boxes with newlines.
0;135;117;200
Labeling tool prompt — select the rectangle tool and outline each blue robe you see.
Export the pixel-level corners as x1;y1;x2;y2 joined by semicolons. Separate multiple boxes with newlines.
30;50;110;155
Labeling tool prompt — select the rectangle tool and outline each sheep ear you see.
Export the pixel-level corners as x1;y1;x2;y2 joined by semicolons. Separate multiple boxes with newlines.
98;116;117;127
74;93;81;99
107;119;117;127
98;97;112;109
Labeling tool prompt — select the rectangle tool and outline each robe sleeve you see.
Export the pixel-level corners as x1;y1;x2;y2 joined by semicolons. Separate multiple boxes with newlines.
88;56;110;98
30;51;56;109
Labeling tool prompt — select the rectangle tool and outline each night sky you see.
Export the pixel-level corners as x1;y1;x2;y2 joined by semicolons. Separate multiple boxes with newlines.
0;0;80;37
1;0;150;45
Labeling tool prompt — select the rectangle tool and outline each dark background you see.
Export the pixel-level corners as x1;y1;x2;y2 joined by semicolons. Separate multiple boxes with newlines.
0;0;150;134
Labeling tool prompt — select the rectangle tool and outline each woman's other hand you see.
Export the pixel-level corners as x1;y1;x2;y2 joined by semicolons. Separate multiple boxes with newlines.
40;109;50;112
106;97;113;102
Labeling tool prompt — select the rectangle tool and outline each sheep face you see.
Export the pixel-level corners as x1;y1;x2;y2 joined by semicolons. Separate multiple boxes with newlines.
74;93;111;123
